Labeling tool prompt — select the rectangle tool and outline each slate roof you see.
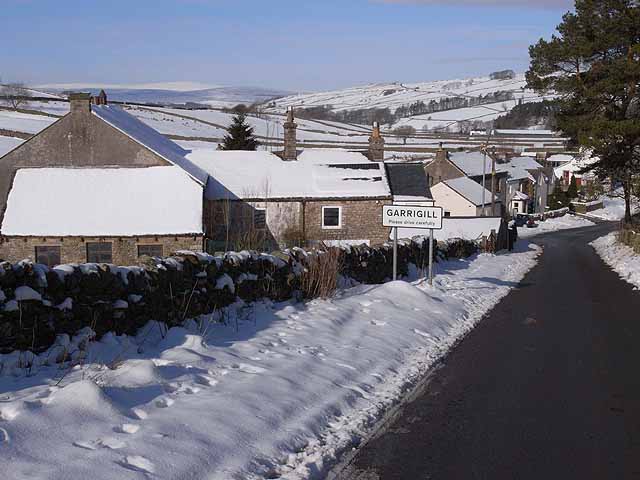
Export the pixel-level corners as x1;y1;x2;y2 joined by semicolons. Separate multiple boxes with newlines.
449;151;508;178
92;105;209;185
443;176;497;207
384;163;432;199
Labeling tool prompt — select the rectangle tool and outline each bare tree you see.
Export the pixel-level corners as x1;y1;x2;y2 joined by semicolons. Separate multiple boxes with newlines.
392;125;417;145
0;82;32;110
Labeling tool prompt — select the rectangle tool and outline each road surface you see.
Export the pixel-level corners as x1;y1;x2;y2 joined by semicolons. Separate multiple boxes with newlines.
333;222;640;479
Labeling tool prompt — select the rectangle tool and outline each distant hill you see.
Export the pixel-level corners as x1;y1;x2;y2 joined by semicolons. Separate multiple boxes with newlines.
35;83;292;109
267;73;556;133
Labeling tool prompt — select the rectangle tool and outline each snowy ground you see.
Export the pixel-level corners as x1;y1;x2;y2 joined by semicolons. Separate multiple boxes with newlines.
587;194;639;221
517;214;595;238
591;232;640;290
0;245;540;480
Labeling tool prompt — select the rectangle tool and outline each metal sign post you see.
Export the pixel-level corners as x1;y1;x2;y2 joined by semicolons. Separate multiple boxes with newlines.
383;205;444;284
393;227;398;281
428;228;434;286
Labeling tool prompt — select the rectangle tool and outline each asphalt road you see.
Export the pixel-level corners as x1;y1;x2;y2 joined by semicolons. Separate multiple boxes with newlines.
333;222;640;480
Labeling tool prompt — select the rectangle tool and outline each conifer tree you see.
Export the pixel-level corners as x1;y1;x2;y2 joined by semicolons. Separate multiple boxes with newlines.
221;114;259;151
527;0;640;221
567;175;579;200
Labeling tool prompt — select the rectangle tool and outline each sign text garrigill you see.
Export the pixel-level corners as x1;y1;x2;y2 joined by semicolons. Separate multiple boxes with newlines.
384;208;439;219
382;205;444;230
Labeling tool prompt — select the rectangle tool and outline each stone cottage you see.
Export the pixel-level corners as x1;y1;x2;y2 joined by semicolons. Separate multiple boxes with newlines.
188;148;393;251
0;93;207;266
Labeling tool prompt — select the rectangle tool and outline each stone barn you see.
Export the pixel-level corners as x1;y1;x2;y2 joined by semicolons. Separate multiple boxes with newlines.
0;93;207;266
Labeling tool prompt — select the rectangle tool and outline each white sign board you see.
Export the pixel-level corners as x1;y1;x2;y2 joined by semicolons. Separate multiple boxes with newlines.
383;205;444;230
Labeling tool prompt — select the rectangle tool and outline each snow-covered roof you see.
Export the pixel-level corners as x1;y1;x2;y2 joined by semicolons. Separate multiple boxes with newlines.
442;176;497;206
512;191;529;201
448;151;505;178
1;167;203;236
187;150;391;200
496;163;536;183
507;156;543;171
493;129;556;136
546;154;575;163
92;105;208;185
395;217;503;242
553;155;598;178
297;148;369;164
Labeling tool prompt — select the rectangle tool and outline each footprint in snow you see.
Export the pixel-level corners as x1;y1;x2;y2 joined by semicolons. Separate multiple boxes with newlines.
359;300;373;307
194;374;219;387
0;405;20;421
155;397;175;408
121;455;155;474
74;440;99;451
336;363;357;371
131;408;148;420
361;308;371;314
117;423;140;434
230;363;267;375
0;427;9;444
370;320;387;326
184;386;201;394
100;437;127;450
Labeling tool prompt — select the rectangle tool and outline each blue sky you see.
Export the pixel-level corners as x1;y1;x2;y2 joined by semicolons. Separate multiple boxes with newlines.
1;0;573;92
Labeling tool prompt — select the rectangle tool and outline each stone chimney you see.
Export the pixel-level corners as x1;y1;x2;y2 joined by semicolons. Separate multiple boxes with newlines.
435;142;447;162
69;92;91;115
368;122;385;162
283;106;298;161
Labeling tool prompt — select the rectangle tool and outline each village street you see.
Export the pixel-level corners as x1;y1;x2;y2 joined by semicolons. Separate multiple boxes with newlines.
335;221;640;480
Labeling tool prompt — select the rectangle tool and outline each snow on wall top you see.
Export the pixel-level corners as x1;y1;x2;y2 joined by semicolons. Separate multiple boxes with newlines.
187;150;391;200
1;166;203;236
92;105;209;185
443;176;497;207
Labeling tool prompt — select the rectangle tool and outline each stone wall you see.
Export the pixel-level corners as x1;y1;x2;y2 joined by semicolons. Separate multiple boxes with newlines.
0;235;203;266
304;199;391;246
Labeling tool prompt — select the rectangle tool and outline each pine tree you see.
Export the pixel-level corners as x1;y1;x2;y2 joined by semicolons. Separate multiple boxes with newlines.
221;114;259;151
526;0;640;222
567;175;579;200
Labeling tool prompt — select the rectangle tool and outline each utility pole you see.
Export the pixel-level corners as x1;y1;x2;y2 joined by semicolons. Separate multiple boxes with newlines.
491;148;497;217
481;143;487;216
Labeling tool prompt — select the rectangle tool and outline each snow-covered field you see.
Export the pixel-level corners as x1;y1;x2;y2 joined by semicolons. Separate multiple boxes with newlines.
0;245;540;480
587;194;638;221
591;233;640;290
0;136;23;157
518;214;595;238
0;110;57;134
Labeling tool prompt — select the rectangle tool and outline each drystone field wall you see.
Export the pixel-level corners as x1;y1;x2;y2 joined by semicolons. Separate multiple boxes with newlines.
0;239;478;354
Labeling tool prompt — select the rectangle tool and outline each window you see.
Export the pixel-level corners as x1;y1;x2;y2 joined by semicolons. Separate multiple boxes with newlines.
322;206;342;229
444;211;451;218
86;242;112;263
35;246;61;267
253;208;266;230
138;244;163;258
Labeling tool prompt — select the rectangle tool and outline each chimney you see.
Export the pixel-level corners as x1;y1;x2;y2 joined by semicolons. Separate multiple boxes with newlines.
368;122;385;162
435;142;447;162
95;89;108;106
283;106;298;161
69;92;91;115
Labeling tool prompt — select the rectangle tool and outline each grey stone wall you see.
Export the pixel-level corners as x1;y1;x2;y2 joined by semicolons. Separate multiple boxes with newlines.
0;235;203;266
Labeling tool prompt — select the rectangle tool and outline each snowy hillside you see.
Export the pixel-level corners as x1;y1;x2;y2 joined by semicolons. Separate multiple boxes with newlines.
37;83;292;109
268;73;555;132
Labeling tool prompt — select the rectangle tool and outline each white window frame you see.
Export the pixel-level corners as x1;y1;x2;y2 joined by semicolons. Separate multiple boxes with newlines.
253;207;267;230
322;206;342;230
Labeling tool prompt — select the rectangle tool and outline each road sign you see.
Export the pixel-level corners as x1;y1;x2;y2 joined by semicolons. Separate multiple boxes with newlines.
383;205;444;230
383;205;444;286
